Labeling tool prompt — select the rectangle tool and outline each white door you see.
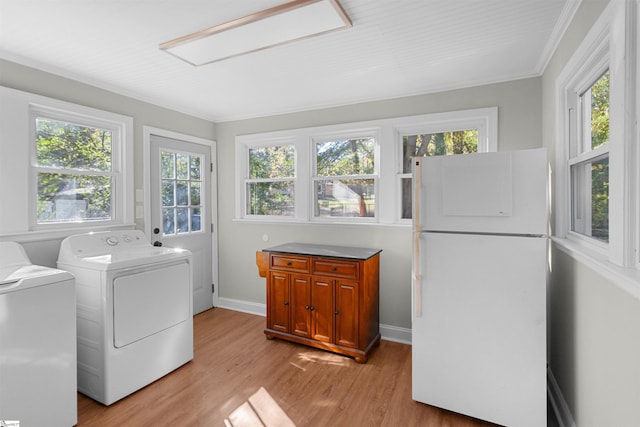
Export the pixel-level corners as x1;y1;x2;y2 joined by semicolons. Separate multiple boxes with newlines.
148;132;216;314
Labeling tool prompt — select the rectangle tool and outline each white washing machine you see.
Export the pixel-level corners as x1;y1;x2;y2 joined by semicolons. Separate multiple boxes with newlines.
0;241;77;427
57;230;193;406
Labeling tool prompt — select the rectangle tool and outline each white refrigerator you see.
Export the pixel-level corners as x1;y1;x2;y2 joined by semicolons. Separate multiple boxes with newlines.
411;148;548;427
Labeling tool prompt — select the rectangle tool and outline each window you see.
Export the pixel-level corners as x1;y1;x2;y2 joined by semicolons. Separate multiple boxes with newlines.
245;144;296;217
30;106;131;230
399;129;479;219
556;0;638;270
569;70;610;242
235;108;496;225
314;136;377;220
34;117;115;224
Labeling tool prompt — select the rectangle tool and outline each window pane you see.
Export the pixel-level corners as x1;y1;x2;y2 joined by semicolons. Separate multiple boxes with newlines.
246;181;294;216
316;138;375;176
176;181;188;205
163;208;175;235
315;179;375;218
190;155;201;180
37;173;111;223
191;208;201;232
161;151;175;179
162;181;174;206
585;70;609;150
249;146;295;178
401;130;478;220
190;182;201;206
177;207;189;233
402;130;478;173
571;155;609;242
176;154;189;180
401;177;412;219
35;118;112;171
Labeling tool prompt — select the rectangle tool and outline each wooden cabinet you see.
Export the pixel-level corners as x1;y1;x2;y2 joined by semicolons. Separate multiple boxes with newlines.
256;243;381;363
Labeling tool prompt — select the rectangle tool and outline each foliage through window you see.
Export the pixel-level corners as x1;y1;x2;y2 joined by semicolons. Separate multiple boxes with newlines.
246;145;295;216
314;137;377;219
161;149;203;235
35;117;114;224
400;130;478;219
570;69;609;242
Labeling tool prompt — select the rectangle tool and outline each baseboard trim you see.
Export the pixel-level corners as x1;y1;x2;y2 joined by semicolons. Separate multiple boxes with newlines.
216;297;412;344
217;297;266;316
547;367;576;427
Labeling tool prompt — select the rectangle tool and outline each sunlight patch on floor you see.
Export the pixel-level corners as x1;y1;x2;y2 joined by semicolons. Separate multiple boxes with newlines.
225;387;296;427
295;350;349;366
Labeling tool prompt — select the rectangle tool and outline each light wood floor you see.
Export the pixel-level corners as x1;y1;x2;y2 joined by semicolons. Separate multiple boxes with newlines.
77;308;498;426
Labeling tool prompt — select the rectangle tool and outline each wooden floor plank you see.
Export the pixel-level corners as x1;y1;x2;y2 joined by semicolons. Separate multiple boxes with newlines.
77;308;498;426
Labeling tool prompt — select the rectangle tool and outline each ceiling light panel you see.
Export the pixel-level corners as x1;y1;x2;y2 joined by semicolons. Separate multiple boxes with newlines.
160;0;351;66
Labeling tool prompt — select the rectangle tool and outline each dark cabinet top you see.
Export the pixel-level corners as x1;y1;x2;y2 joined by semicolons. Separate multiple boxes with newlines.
262;242;381;260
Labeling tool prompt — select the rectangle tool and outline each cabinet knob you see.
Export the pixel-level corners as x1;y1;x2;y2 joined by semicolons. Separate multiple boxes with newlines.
284;301;289;306
331;267;337;271
287;261;292;266
335;310;339;315
305;305;310;310
309;306;315;311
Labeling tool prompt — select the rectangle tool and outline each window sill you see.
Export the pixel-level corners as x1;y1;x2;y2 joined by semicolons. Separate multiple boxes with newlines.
233;217;410;230
0;223;136;243
552;236;640;300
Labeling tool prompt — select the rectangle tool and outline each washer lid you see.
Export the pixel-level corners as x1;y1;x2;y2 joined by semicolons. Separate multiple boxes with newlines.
0;242;74;289
57;230;191;270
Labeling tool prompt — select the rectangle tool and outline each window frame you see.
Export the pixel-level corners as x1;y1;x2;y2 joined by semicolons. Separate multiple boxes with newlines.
237;135;300;221
235;108;497;226
0;86;134;237
311;128;380;223
394;110;497;224
29;106;129;230
555;0;638;270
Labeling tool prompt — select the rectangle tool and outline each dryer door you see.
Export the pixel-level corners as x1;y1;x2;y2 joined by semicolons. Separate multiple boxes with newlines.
113;260;191;348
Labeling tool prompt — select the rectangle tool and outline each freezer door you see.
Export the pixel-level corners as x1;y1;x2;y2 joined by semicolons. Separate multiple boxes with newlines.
414;148;548;235
412;232;547;427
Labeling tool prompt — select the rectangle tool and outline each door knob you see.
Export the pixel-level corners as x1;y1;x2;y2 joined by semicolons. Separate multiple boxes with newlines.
153;241;163;247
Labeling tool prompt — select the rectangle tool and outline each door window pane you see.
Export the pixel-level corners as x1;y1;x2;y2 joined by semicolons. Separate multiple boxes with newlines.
160;149;204;235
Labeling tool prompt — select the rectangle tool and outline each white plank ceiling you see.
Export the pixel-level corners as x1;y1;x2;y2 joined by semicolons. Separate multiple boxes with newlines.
0;0;578;122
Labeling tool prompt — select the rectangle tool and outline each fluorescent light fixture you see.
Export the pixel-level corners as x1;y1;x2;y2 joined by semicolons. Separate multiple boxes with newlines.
160;0;352;66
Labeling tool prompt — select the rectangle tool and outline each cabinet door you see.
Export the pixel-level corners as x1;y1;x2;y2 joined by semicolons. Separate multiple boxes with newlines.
335;280;359;348
311;277;334;343
291;274;311;338
268;271;290;333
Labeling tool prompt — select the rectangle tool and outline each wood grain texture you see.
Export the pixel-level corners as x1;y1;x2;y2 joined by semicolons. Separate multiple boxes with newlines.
77;308;497;426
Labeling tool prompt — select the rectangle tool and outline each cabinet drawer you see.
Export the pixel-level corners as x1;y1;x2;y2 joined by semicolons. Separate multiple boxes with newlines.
270;254;310;273
312;258;359;279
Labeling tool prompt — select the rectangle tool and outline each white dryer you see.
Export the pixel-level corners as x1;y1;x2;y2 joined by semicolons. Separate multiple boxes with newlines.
57;230;193;405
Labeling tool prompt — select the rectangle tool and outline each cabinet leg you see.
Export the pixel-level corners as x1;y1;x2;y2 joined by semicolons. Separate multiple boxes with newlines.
265;334;275;340
354;355;367;363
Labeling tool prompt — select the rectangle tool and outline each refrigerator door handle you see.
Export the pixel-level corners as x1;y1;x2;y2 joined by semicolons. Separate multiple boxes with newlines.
413;158;422;318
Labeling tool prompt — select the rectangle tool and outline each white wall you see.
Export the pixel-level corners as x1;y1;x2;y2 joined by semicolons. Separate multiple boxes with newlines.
542;0;640;425
216;77;542;331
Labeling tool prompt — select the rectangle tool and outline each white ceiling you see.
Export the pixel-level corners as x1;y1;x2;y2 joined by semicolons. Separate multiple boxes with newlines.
0;0;577;122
